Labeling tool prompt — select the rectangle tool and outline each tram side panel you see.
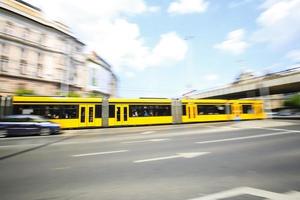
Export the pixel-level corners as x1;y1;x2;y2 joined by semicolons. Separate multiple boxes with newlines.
181;100;231;123
230;100;266;120
12;96;103;129
108;99;173;126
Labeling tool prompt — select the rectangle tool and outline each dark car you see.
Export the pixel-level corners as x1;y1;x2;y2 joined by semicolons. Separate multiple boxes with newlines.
0;115;60;137
276;109;295;116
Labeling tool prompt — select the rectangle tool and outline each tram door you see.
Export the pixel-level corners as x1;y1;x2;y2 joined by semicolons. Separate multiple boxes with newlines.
187;104;197;120
115;104;129;126
79;104;95;127
232;103;241;120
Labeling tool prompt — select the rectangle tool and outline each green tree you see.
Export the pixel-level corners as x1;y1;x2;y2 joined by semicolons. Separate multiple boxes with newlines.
15;88;35;96
88;92;103;98
284;94;300;108
67;91;81;97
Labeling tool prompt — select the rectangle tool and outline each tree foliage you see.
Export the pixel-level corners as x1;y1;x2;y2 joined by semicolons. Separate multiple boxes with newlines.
284;94;300;108
15;88;35;96
67;91;81;97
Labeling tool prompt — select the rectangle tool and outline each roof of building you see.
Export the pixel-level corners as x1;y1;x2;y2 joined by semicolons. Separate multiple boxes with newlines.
0;0;85;45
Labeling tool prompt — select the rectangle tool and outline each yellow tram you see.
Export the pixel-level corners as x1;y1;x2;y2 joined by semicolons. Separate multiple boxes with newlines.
108;98;173;126
11;96;266;129
12;96;102;128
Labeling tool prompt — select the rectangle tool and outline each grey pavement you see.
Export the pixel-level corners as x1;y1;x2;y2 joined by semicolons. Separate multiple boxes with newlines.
0;120;300;200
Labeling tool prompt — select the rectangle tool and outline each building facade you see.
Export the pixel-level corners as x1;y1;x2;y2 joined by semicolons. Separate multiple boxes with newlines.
86;52;118;97
0;0;116;97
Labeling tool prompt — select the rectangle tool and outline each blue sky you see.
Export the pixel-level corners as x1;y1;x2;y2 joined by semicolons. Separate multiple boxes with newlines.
29;0;300;98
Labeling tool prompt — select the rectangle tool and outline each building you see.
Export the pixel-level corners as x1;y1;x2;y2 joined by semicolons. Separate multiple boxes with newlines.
0;0;87;96
85;52;118;97
185;66;300;110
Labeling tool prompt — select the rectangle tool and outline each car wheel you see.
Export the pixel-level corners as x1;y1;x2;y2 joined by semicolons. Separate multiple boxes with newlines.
0;129;7;138
40;128;51;136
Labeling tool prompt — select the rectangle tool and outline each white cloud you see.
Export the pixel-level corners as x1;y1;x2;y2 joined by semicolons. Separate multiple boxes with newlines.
30;0;156;22
124;71;136;78
28;0;187;71
253;0;300;48
168;0;209;15
203;74;219;81
214;29;249;55
286;49;300;62
148;32;188;67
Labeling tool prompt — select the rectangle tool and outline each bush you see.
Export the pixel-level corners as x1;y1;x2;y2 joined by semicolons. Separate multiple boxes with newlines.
284;94;300;108
88;92;103;98
67;91;81;97
15;88;35;96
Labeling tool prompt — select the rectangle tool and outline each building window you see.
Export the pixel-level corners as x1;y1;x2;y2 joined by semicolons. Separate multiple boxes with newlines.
0;55;9;72
39;33;46;44
37;52;43;65
20;47;27;59
92;68;96;86
23;28;30;40
76;46;81;53
4;21;13;34
36;63;43;77
20;59;27;74
1;43;9;56
59;55;67;65
58;37;66;51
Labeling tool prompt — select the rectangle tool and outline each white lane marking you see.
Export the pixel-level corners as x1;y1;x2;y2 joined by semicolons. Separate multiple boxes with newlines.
188;187;299;200
196;131;298;144
285;191;300;198
52;166;71;170
72;150;128;157
249;127;300;132
140;131;156;135
134;152;210;163
122;138;170;144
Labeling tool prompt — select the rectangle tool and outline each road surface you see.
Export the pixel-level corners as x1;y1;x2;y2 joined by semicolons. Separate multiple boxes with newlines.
0;119;300;200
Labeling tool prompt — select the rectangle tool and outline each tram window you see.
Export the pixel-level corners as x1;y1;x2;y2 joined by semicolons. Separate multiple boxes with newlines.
124;107;128;121
95;105;102;118
228;105;232;114
182;105;186;116
129;105;171;117
197;105;226;115
13;105;78;119
116;107;121;121
242;105;253;114
89;107;93;122
80;107;85;122
61;105;78;119
109;105;115;118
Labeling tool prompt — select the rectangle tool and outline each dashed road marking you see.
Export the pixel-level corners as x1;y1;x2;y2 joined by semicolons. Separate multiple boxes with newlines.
72;150;128;157
122;138;170;144
134;152;210;163
196;131;298;144
52;166;71;170
140;131;156;135
188;187;300;200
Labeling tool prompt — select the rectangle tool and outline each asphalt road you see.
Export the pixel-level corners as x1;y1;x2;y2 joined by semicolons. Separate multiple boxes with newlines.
0;120;300;200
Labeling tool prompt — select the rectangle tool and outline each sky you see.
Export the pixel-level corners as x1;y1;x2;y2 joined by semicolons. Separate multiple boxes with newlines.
28;0;300;98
